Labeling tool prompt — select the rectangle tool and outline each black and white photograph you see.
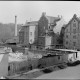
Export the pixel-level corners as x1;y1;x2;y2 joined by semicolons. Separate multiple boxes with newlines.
0;1;80;79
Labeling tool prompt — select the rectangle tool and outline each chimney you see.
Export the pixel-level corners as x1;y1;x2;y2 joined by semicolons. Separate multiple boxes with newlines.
15;15;17;36
42;12;46;16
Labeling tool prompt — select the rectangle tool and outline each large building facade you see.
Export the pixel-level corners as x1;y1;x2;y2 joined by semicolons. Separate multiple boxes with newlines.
64;14;80;50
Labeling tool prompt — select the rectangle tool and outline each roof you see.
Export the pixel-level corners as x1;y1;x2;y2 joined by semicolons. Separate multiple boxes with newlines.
64;14;80;29
46;16;61;24
23;21;38;26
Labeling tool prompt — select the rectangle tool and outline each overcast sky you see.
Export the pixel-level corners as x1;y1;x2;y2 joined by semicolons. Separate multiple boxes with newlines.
0;1;80;24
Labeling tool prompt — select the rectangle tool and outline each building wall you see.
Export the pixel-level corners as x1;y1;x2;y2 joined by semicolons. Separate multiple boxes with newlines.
19;26;29;46
38;36;45;49
51;35;58;45
19;31;24;44
34;25;38;44
38;15;48;37
24;26;29;46
29;25;38;44
19;24;38;48
38;15;48;48
29;26;35;44
64;15;80;50
45;36;52;49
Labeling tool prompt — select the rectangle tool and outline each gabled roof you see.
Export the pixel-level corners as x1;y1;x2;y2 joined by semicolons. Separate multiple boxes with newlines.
64;14;80;29
46;16;60;24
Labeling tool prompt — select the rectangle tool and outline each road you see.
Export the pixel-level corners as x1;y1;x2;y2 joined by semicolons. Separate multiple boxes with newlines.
35;64;80;79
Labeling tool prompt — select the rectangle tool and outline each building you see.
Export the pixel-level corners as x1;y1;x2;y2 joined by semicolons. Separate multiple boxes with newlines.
19;21;38;48
19;12;61;49
38;12;61;49
63;14;80;50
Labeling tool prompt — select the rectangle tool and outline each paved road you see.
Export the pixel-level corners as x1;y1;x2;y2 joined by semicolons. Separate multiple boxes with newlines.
35;64;80;79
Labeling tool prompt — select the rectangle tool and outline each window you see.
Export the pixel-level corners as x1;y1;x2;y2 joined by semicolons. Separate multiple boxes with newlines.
73;23;76;27
73;29;76;34
66;35;68;38
73;35;76;39
73;42;76;46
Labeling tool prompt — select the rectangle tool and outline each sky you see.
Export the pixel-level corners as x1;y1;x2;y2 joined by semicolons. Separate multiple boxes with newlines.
0;1;80;24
